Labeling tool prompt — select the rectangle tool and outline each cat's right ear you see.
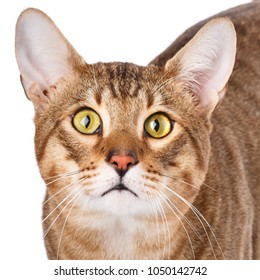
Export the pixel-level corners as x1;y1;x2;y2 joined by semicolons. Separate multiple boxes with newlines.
15;8;85;112
165;18;236;118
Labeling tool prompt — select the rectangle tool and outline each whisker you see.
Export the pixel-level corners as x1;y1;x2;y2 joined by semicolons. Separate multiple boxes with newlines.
56;185;87;259
157;180;215;258
45;172;80;186
156;180;224;259
149;194;170;259
150;194;171;260
201;182;218;193
150;73;178;96
42;178;86;223
147;195;161;250
184;198;225;260
43;183;75;206
43;168;93;206
157;188;205;245
44;170;81;182
43;190;78;238
160;173;217;193
154;189;195;260
73;185;98;239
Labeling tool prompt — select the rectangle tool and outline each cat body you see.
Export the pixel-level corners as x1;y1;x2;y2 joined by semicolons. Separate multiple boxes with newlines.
15;2;260;259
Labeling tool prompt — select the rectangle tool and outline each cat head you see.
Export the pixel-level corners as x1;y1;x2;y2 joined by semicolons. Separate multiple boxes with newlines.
15;9;236;219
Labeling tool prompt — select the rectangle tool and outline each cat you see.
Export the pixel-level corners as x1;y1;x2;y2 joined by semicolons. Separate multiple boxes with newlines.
15;2;259;260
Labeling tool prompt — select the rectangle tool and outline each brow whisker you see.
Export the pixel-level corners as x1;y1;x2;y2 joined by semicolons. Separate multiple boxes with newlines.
150;72;177;96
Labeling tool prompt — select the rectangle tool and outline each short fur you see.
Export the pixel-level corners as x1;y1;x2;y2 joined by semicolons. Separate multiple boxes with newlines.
15;2;260;259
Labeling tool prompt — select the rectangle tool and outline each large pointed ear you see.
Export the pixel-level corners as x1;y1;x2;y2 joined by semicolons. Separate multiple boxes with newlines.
15;8;85;111
165;18;236;118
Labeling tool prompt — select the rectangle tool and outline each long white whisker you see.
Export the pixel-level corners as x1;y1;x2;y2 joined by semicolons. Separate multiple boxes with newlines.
56;185;87;259
149;195;170;259
157;180;215;258
150;193;172;260
42;178;86;223
154;189;195;260
45;172;81;186
158;188;205;245
157;180;224;259
160;173;217;193
147;195;161;250
44;170;81;182
43;180;79;206
43;190;79;238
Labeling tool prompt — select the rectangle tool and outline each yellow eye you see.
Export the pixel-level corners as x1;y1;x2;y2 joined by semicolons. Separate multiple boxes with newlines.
73;109;101;134
144;113;172;139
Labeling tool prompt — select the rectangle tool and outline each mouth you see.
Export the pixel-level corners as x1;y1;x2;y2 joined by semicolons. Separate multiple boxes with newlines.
102;183;138;197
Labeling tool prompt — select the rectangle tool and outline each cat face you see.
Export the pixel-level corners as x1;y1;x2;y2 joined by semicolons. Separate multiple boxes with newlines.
35;61;210;220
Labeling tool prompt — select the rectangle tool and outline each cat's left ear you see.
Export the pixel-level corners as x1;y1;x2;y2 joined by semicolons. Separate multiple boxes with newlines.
15;8;86;111
165;18;236;118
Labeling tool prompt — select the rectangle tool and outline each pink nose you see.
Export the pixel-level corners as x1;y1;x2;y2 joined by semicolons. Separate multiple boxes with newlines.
108;154;137;176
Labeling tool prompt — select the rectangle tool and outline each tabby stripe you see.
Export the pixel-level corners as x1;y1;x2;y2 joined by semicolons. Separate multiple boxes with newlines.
185;128;207;171
36;122;60;163
56;128;85;163
94;91;102;105
105;65;118;98
146;91;155;108
162;133;188;169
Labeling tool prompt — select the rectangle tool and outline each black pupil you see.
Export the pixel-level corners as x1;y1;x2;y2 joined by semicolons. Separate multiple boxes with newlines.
83;115;91;128
152;119;160;132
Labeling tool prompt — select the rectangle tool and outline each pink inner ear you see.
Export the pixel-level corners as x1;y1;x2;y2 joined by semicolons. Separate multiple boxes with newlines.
166;18;236;116
191;68;220;108
15;9;74;95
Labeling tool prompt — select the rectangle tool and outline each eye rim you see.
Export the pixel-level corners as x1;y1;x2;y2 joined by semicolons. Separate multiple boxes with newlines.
72;107;102;135
144;112;174;139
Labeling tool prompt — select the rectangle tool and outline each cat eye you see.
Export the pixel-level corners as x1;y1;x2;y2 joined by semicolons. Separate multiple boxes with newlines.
72;108;101;134
144;113;173;139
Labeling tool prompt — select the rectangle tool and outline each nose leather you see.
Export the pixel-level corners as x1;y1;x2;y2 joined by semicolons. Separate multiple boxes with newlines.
108;152;138;177
109;155;135;170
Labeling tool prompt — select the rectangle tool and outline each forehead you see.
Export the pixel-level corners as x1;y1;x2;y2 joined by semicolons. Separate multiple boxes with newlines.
86;62;169;114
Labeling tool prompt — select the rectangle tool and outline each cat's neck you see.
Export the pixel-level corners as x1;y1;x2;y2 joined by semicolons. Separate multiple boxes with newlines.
72;211;172;259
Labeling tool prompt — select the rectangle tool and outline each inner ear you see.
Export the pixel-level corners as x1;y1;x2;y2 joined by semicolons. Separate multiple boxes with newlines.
165;18;236;117
15;8;86;111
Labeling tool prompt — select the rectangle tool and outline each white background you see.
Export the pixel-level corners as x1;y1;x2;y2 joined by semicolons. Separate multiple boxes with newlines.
0;0;254;278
